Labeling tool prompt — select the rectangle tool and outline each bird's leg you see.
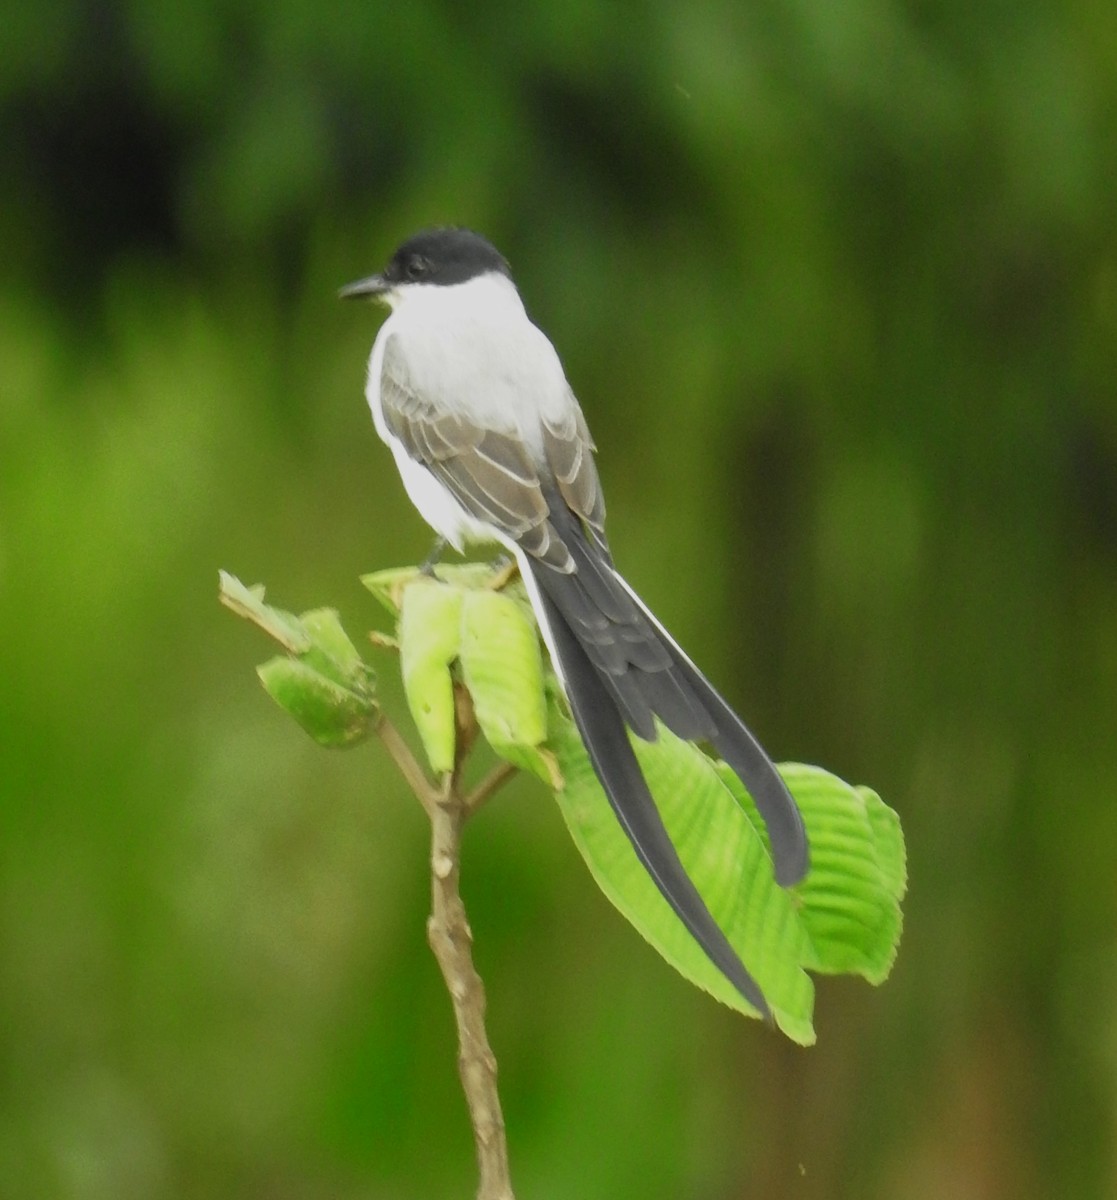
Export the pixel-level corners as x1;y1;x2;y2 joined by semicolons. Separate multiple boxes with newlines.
419;536;448;577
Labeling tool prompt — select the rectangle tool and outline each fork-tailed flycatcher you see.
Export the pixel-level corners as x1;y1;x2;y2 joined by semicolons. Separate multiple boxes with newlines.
341;227;808;1016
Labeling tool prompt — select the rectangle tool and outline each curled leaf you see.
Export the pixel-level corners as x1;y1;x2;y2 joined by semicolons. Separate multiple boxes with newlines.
300;607;376;693
257;656;376;748
218;570;310;654
399;582;464;775
460;589;548;758
361;567;424;618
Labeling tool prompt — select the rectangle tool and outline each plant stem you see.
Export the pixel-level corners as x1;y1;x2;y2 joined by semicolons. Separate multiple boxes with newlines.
378;685;516;1197
427;769;515;1200
375;714;438;818
464;760;519;817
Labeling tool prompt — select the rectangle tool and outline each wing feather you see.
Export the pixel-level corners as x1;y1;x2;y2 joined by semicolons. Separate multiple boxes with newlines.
380;335;606;571
543;401;605;533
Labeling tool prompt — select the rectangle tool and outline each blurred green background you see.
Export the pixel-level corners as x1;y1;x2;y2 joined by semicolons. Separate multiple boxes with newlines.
2;1;1115;1197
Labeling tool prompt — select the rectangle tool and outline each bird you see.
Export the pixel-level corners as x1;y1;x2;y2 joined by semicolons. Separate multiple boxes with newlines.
341;227;808;1016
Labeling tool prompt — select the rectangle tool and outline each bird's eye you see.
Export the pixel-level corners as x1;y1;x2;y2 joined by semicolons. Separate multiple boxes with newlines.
405;255;430;280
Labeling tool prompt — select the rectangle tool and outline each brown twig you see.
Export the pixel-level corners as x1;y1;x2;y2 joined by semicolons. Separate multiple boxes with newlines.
374;715;438;819
426;776;515;1200
464;760;520;817
378;684;516;1199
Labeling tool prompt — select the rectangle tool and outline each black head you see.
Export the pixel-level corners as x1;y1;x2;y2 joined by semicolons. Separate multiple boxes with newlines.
383;228;511;286
340;228;511;300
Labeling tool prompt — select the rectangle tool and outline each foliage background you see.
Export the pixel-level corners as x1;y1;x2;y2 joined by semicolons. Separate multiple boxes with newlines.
2;1;1115;1197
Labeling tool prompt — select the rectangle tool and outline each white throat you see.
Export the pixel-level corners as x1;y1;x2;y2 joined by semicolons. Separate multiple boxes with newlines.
384;271;526;320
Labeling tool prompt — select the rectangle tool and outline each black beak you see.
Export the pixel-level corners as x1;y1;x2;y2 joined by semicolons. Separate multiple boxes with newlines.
338;273;390;300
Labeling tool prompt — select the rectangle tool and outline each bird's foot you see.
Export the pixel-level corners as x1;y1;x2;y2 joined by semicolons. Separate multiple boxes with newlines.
419;537;448;578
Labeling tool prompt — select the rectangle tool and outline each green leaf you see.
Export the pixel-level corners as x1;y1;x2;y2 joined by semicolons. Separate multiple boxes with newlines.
220;571;378;746
299;607;377;693
361;563;501;617
300;607;363;672
549;701;816;1043
385;572;558;785
459;589;548;762
257;656;376;747
227;563;906;1040
780;766;904;984
398;581;464;775
861;785;908;904
218;570;310;654
550;698;907;1039
717;761;906;984
360;566;424;618
489;742;563;788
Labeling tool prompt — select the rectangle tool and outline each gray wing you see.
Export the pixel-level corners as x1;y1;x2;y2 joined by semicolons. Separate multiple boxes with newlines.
380;333;605;570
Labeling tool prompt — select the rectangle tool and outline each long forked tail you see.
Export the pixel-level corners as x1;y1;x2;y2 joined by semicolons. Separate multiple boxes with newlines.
611;576;809;886
515;518;810;1014
530;578;772;1017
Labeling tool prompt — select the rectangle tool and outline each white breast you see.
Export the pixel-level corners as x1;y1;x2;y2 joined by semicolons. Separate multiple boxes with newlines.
363;272;570;551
